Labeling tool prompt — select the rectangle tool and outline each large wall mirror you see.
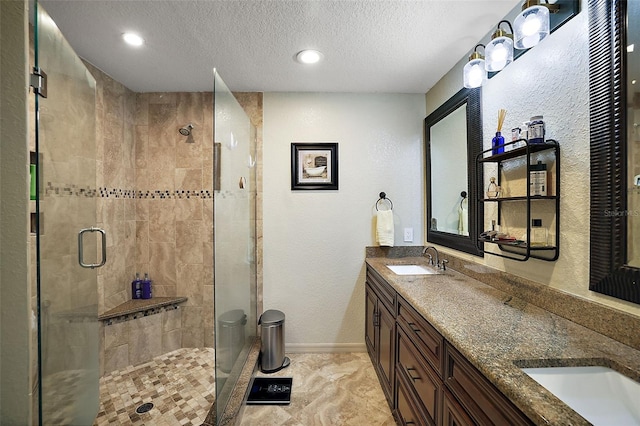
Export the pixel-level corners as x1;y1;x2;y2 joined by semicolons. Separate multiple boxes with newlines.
425;87;483;256
589;0;640;304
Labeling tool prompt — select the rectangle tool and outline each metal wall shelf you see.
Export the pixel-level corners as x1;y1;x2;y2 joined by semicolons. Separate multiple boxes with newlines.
476;139;560;262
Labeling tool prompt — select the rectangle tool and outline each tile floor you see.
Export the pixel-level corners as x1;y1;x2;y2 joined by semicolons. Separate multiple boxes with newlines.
239;352;396;425
92;349;394;426
94;347;215;426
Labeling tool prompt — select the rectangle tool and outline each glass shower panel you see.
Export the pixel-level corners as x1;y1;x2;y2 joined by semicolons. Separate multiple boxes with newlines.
34;3;99;425
213;70;257;421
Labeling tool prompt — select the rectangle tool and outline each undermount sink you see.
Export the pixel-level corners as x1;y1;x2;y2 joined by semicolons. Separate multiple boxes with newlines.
386;264;438;275
521;366;640;425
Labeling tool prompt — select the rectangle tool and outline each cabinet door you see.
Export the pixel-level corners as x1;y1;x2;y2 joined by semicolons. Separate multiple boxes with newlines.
365;284;377;356
442;388;474;426
378;301;395;402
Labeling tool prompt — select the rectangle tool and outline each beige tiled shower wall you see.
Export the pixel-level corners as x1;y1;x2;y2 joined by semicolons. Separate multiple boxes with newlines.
134;92;215;350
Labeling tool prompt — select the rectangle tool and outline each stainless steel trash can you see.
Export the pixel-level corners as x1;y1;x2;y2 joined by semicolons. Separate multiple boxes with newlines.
219;309;247;373
259;310;290;373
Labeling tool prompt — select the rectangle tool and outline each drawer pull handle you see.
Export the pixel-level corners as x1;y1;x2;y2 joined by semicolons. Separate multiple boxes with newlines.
407;367;421;382
407;322;421;333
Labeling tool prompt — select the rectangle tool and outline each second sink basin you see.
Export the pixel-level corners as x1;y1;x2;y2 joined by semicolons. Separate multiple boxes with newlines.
522;366;640;425
386;264;438;275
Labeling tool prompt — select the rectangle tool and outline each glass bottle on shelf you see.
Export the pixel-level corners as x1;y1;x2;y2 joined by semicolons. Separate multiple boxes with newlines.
486;177;501;199
530;219;548;247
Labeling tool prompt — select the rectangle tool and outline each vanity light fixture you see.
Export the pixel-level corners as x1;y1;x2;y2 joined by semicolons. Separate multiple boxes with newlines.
513;0;557;50
463;44;487;89
122;32;144;47
295;49;323;64
485;20;514;72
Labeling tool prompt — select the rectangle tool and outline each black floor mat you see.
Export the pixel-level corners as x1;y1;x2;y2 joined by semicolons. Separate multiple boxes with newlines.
246;377;293;405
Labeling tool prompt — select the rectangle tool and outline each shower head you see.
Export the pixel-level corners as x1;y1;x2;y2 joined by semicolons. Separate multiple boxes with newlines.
179;124;194;136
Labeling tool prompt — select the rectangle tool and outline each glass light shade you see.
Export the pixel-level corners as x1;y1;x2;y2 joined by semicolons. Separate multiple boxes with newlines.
514;5;550;49
463;58;487;88
485;36;514;72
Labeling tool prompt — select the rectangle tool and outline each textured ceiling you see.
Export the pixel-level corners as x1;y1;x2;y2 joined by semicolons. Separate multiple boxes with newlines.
39;0;521;93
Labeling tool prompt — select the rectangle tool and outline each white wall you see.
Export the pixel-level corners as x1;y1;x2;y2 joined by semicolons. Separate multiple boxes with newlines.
0;0;33;422
263;93;425;350
426;0;640;317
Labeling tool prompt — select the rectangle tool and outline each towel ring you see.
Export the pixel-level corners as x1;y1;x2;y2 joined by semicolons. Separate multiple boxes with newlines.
376;192;393;211
460;191;467;209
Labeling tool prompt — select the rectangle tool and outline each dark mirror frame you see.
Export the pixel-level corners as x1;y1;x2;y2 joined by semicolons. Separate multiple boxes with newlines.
425;87;484;256
589;0;640;304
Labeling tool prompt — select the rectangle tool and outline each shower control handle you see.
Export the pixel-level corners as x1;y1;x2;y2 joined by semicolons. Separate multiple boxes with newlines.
78;227;107;269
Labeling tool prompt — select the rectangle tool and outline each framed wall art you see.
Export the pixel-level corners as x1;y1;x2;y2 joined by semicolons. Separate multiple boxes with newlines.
291;143;338;190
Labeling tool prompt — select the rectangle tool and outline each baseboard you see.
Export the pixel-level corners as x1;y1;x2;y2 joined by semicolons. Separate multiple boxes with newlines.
285;343;367;353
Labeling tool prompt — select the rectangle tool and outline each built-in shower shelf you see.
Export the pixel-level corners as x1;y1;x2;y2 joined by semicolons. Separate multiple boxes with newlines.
99;296;188;323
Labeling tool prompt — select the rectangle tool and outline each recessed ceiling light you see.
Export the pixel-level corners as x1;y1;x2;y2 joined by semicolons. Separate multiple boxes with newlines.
295;50;323;64
122;32;144;47
627;44;635;53
633;80;637;85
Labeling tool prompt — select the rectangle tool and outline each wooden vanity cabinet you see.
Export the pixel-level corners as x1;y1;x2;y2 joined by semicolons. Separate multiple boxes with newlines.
366;267;397;407
365;265;534;426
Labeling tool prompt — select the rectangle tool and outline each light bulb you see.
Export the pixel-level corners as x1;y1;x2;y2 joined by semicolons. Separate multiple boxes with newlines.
514;5;549;50
463;58;486;88
296;50;323;64
522;14;542;36
485;37;513;72
122;32;144;47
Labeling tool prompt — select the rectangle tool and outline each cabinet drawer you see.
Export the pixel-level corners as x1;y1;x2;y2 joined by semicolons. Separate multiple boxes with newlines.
396;365;431;426
442;388;474;426
366;266;396;313
444;343;533;426
398;296;444;376
397;327;440;423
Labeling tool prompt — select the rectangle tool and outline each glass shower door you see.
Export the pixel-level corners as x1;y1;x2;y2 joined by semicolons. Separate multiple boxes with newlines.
34;3;100;425
213;70;257;422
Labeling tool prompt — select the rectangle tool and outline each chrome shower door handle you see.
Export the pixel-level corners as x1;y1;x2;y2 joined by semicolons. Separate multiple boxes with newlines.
78;227;107;269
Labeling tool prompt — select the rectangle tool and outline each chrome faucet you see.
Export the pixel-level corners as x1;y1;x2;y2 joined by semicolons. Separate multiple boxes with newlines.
423;246;439;268
423;246;448;271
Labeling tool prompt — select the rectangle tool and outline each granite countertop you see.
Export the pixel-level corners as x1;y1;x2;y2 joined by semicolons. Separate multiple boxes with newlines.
365;256;640;426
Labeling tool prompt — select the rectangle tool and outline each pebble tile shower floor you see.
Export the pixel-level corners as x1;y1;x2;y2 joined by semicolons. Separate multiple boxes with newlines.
94;347;215;426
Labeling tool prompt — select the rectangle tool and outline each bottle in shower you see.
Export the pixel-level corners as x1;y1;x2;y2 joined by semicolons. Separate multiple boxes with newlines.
131;273;142;299
141;273;153;299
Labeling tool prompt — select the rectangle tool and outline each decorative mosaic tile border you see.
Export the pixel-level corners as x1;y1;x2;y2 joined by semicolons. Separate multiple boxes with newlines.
43;184;214;199
44;182;97;197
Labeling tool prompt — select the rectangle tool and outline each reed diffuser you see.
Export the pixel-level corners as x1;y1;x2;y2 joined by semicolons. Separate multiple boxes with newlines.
492;109;507;155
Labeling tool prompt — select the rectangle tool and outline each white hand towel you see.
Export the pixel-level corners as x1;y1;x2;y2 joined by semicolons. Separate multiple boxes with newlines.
376;210;394;247
458;199;469;236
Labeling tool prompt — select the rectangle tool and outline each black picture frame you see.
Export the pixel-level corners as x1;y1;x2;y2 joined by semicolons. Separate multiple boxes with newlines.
291;143;339;191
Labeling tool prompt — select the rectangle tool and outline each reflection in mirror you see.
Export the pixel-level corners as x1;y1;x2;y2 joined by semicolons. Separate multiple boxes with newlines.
425;88;483;256
430;104;468;235
589;0;640;304
628;0;640;268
